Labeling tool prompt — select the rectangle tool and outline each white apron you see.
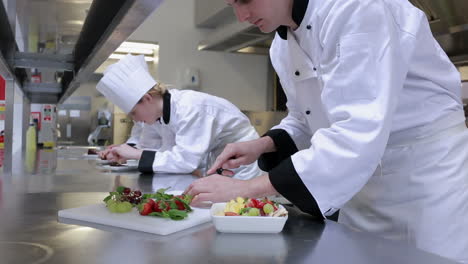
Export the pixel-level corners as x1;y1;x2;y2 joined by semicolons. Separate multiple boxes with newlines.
339;111;468;262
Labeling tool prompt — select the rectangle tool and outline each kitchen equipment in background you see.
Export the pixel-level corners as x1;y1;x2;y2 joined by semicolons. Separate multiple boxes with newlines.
88;102;112;146
57;96;92;146
30;104;58;148
112;113;134;145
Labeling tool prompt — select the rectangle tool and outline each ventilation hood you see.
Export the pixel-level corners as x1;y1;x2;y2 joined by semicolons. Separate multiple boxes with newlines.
198;20;273;55
198;0;468;64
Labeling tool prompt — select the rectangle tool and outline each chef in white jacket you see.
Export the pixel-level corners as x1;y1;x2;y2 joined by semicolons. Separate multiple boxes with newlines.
186;0;468;262
137;121;175;151
96;54;262;180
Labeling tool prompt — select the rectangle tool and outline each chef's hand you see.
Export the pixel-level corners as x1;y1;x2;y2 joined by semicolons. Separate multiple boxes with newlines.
109;144;143;164
207;137;276;175
98;144;119;160
184;175;249;206
184;174;278;207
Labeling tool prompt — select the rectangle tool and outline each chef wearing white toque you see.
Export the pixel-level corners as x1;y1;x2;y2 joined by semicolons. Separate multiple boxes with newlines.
96;54;262;180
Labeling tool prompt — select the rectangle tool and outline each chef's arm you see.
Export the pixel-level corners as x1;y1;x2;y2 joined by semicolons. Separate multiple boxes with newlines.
258;100;312;171
258;129;299;171
138;150;156;173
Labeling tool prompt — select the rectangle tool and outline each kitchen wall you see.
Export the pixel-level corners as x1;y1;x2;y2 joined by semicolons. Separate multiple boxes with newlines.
128;0;270;111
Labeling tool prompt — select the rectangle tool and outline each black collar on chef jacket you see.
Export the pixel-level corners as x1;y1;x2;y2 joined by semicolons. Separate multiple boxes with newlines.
276;0;309;40
157;90;171;124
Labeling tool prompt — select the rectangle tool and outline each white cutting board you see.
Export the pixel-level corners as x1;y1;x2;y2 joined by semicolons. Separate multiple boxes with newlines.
58;204;212;236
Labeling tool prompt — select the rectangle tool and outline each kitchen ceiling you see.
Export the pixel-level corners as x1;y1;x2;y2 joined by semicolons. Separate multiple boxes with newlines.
25;0;93;54
0;0;163;104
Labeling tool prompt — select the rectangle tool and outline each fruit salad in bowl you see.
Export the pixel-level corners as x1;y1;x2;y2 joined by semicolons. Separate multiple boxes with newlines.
211;197;288;233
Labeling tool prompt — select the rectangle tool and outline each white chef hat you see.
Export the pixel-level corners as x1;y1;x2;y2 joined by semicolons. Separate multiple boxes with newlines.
96;54;157;114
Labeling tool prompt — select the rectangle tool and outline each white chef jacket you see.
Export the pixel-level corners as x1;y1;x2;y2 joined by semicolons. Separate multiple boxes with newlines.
138;122;174;151
126;121;172;150
138;89;263;180
126;121;144;146
259;0;468;262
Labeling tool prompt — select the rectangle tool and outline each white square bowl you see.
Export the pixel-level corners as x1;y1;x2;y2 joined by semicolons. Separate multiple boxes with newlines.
210;202;288;233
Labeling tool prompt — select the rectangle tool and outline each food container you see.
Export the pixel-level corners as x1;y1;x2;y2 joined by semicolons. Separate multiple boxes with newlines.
210;202;288;233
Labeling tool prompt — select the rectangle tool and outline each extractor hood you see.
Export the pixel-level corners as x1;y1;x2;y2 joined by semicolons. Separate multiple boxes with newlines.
198;20;273;55
198;0;468;63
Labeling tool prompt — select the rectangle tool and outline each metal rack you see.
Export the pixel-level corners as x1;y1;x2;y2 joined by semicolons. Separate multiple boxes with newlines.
0;0;163;173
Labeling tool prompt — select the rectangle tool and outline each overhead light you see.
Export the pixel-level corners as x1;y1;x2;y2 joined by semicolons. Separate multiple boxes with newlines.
115;41;158;54
109;53;157;62
236;46;269;55
64;20;84;26
198;44;207;51
237;47;256;53
109;41;159;63
115;46;154;55
56;0;93;4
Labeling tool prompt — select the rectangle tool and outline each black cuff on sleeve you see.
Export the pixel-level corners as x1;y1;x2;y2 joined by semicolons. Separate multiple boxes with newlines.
138;150;156;174
127;143;136;148
269;157;324;220
258;129;298;172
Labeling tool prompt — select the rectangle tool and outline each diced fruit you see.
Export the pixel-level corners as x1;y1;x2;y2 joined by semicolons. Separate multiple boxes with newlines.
224;198;245;214
220;196;286;217
248;208;260;216
139;203;153;215
257;201;266;209
246;198;259;208
263;203;274;214
147;198;156;208
106;199;116;207
116;202;132;213
174;200;185;210
153;201;170;212
108;203;118;213
225;212;239;216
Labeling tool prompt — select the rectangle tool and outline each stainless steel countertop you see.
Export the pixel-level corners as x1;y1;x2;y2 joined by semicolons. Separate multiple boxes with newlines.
0;147;457;264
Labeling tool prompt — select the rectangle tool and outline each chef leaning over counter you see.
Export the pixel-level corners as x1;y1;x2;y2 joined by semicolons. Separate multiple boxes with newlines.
96;54;263;180
99;58;173;160
185;0;468;262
